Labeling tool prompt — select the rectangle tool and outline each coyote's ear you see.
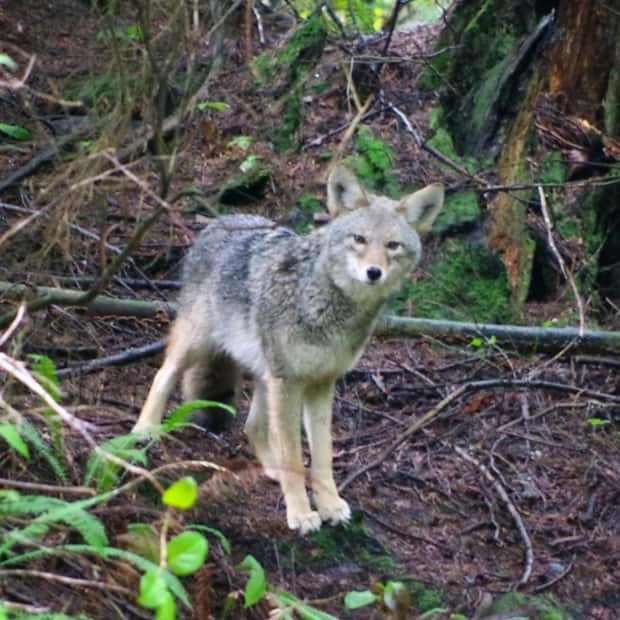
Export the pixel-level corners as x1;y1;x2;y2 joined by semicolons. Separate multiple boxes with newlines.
398;183;444;233
327;166;369;216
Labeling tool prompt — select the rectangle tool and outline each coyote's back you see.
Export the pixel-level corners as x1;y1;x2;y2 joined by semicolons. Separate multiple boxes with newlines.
134;166;444;533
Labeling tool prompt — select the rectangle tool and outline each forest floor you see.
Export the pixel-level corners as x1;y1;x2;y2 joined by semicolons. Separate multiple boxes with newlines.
1;2;619;619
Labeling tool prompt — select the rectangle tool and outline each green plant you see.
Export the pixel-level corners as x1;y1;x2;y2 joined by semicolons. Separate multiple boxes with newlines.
0;124;32;141
345;580;411;617
238;555;338;619
346;126;399;197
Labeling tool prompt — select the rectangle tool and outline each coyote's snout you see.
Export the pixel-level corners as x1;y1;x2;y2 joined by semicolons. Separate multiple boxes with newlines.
134;165;444;533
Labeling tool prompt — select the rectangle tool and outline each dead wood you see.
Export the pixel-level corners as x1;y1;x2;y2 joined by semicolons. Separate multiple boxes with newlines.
1;282;620;352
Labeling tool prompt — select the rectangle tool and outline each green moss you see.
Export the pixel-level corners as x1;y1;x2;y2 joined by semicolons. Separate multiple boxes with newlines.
218;165;271;205
346;126;399;197
433;191;481;233
273;87;304;152
316;150;333;161
538;151;565;184
394;241;513;323
428;105;445;131
491;592;571;619
292;193;322;233
255;13;327;87
426;126;480;174
464;0;493;33
283;512;396;572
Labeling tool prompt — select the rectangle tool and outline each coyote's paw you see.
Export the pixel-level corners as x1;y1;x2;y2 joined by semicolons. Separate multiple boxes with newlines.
314;494;351;525
287;509;322;534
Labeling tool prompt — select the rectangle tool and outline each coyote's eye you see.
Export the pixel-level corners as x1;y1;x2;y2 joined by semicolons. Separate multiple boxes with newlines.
386;240;401;250
353;234;367;245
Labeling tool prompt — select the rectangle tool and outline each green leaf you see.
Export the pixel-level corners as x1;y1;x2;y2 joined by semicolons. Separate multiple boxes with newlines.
162;476;198;510
469;337;482;348
196;101;230;112
344;590;377;609
0;604;6;620
0;424;30;459
420;607;449;618
125;25;144;40
275;592;338;620
240;155;260;173
0;54;17;70
156;592;176;620
188;524;231;554
0;123;32;141
227;135;253;150
28;353;61;402
138;569;169;609
238;555;267;608
167;531;208;576
586;417;611;427
162;399;234;433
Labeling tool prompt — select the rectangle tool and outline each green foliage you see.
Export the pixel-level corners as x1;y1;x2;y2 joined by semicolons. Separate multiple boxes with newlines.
238;555;267;608
162;477;198;510
219;165;272;205
254;13;327;86
162;398;235;433
0;494;108;556
0;123;32;141
346;126;398;197
84;433;148;492
307;513;395;571
17;418;67;482
0;424;30;459
490;592;570;619
196;100;230;112
395;241;513;323
537;151;565;185
167;531;208;576
273;87;304;152
0;53;18;70
227;135;253;150
433;191;481;233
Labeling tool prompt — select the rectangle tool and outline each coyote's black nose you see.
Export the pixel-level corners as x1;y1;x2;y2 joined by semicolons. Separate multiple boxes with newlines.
366;266;382;282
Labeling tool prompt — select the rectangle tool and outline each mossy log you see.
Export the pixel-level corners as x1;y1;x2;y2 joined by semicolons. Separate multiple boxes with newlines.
1;282;619;353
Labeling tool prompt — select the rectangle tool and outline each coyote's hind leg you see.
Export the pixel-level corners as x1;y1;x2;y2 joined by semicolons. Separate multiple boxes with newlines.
182;352;240;432
133;317;198;432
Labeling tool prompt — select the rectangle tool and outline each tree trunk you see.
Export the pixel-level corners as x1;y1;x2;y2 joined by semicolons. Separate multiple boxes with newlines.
427;0;620;312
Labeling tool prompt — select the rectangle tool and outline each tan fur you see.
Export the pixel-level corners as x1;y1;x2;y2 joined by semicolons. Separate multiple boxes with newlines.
134;166;444;534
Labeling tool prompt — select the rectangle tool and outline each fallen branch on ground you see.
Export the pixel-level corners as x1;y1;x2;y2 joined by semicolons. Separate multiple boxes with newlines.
1;281;619;351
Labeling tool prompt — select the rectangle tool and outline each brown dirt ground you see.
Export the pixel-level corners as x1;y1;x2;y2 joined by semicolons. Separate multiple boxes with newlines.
1;2;619;619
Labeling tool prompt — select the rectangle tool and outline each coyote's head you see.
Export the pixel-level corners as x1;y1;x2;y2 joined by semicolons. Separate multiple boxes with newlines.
325;165;444;295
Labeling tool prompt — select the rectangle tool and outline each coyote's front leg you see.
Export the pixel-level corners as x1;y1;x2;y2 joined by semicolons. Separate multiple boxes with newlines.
303;380;351;525
266;376;321;534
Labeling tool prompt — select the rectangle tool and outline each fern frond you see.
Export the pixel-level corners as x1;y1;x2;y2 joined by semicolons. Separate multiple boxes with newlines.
84;434;148;493
18;419;67;482
1;545;189;609
0;495;108;555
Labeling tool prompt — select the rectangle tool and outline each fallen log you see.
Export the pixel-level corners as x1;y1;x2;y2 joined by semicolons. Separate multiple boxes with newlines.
1;281;619;352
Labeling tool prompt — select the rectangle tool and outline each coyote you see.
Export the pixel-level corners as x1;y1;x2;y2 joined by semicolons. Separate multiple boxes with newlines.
134;166;444;533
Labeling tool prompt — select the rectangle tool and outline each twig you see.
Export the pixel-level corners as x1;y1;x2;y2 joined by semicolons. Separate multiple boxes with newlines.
0;304;26;348
454;445;533;587
573;355;620;369
0;569;132;595
538;186;585;336
339;376;620;491
339;384;467;491
386;101;488;185
303;109;379;149
0;478;95;497
56;338;167;377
